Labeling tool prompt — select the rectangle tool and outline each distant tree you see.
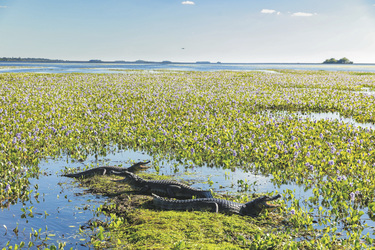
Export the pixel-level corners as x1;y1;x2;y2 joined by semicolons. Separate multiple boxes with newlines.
323;58;338;64
337;57;353;64
89;59;102;63
323;57;353;64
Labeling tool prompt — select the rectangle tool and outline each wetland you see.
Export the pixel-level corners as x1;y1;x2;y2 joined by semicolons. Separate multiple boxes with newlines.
1;70;375;249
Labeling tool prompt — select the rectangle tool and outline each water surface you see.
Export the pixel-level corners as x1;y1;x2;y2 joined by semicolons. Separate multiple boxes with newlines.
1;62;375;73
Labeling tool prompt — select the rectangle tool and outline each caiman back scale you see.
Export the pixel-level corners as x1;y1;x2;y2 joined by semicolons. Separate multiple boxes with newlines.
152;193;281;217
63;161;150;178
117;171;213;199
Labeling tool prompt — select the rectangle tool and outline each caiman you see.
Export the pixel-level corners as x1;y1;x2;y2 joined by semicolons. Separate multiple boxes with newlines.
152;193;281;217
116;171;213;199
63;161;150;178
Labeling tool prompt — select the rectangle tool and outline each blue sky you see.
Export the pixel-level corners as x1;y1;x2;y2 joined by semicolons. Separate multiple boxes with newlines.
0;0;375;63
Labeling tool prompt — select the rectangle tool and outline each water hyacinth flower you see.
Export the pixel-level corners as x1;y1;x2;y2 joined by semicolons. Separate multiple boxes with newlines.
305;162;314;171
337;175;347;181
290;209;295;215
328;160;334;166
350;192;355;201
5;184;10;193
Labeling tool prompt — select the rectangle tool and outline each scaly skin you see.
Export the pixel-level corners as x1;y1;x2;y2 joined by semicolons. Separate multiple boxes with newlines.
63;161;150;178
152;194;281;217
116;171;213;199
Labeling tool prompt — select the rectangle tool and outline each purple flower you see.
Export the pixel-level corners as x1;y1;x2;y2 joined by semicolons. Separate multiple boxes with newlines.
350;192;355;201
328;160;334;166
191;148;195;154
217;138;221;145
337;175;347;181
290;209;295;215
5;184;10;193
233;150;237;157
305;163;314;171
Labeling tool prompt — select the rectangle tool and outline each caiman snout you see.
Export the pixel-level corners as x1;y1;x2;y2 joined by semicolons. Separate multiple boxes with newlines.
263;194;281;209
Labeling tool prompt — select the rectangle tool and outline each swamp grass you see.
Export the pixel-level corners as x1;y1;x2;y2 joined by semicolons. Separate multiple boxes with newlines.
1;70;375;248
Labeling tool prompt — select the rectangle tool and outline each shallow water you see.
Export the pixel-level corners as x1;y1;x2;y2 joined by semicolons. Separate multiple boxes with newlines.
298;111;375;130
1;62;375;74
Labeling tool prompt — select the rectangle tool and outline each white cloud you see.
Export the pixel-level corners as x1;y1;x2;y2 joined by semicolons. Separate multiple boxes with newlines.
291;12;316;17
261;9;276;14
182;1;195;5
0;6;7;8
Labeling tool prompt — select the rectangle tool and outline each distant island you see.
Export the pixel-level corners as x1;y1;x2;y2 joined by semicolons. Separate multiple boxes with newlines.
323;57;353;64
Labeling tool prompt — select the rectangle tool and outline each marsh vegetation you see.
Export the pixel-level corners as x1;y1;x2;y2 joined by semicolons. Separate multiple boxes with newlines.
1;70;375;249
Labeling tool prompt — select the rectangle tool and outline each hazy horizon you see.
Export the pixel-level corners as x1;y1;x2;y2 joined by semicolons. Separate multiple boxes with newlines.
1;57;373;65
1;0;375;63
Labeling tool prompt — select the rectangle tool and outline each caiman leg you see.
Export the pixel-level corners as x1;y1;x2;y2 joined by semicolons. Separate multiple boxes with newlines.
205;202;219;213
138;186;151;193
184;200;219;212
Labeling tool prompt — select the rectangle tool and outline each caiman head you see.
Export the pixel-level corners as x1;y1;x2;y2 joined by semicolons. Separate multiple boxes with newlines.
127;161;151;172
113;171;145;187
241;194;281;217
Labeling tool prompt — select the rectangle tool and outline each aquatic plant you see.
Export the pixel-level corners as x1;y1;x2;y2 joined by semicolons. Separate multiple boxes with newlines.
1;70;375;247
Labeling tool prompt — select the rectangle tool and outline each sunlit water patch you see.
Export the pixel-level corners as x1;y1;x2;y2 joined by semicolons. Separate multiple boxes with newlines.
0;160;107;248
262;109;375;130
298;111;375;130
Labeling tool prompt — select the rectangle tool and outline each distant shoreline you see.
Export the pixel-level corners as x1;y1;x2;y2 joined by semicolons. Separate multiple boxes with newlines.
1;58;374;65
